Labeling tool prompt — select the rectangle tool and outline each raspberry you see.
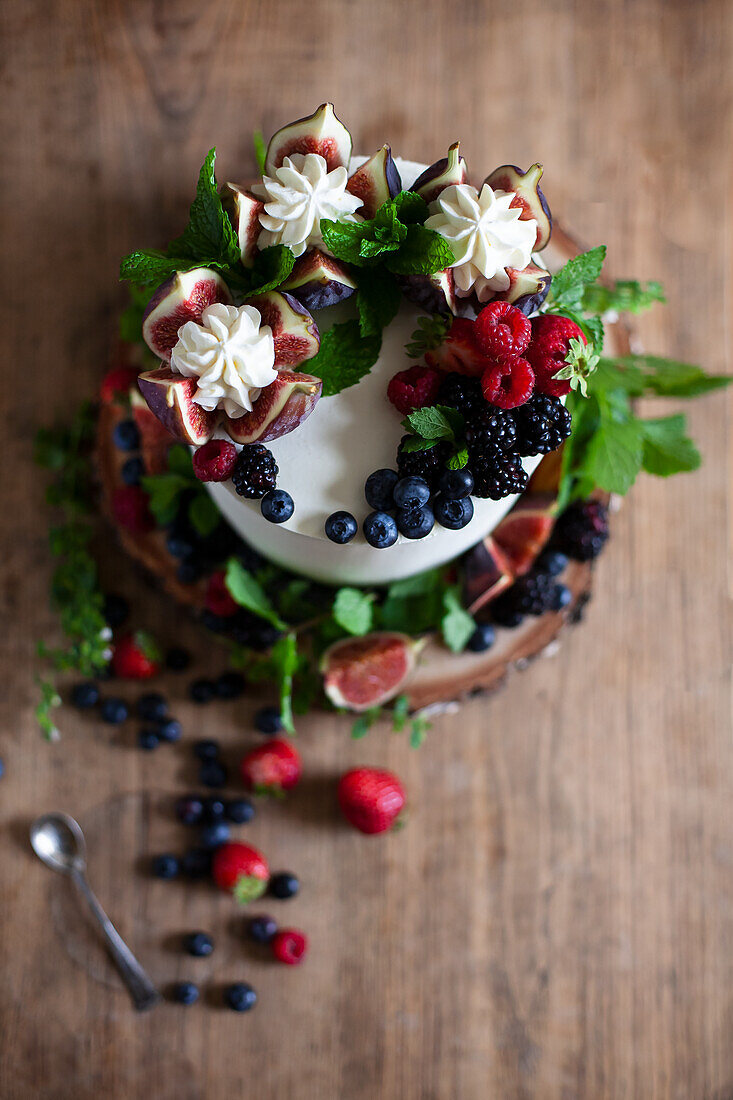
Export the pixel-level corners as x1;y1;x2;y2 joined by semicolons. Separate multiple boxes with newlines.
193;439;238;482
100;365;140;404
526;314;586;398
112;486;155;534
481;357;535;409
387;365;442;415
514;394;572;456
396;436;450;490
466;404;518;455
231;444;278;499
436;373;483;419
555;499;609;561
474;302;532;359
471;451;528;500
205;570;239;618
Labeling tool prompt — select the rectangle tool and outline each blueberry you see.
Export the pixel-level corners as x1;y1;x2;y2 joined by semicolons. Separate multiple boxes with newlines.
364;468;399;511
166;533;195;560
151;853;179;879
138;728;160;751
181;847;212;879
112;419;140;452
193;738;220;761
201;610;228;636
434;495;474;531
0;758;4;780
224;982;257;1012
190;680;216;704
202;795;226;822
215;671;246;700
551;583;572;611
247;915;277;944
177;560;203;585
100;697;128;725
396;504;434;540
137;692;168;722
363;511;398;549
254;706;283;735
467;623;496;652
269;872;299;900
199;760;228;788
438;468;474;499
199;821;231;849
71;681;100;709
103;593;129;629
121;456;144;486
184;931;214;957
170;981;199;1006
158;718;182;743
166;647;191;672
493;607;524;629
539;550;569;577
176;794;204;826
324;510;358;544
393;476;430;510
226;798;255;825
261;489;294;524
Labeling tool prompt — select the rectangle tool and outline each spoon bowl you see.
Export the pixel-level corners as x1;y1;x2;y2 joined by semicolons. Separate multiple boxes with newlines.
30;812;87;874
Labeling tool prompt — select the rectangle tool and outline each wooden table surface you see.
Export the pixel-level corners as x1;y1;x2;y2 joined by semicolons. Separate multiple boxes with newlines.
1;1;731;1097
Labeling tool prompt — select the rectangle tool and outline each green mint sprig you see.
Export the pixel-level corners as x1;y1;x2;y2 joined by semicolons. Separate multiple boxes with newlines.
141;445;220;537
400;405;468;470
582;279;665;316
304;320;382;397
405;313;452;358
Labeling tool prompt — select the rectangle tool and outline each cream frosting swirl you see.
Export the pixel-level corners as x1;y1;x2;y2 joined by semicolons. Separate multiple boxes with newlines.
171;303;276;418
425;183;537;301
252;152;363;257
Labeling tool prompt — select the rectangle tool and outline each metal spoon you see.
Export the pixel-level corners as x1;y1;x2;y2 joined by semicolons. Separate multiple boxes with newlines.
30;812;160;1012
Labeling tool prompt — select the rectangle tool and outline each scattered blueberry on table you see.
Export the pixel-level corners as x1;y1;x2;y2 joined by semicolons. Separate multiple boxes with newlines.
184;931;214;958
71;682;100;710
269;872;299;900
170;981;199;1006
152;854;180;879
247;915;278;945
254;706;283;736
224;982;257;1012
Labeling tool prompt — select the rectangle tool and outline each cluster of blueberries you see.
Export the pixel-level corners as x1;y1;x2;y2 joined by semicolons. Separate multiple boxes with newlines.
324;467;475;549
112;418;145;485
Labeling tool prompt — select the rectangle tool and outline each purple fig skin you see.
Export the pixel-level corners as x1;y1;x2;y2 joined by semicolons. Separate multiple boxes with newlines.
462;536;514;615
248;291;320;367
141;268;232;361
346;145;402;218
281;248;357;311
495;263;552;315
411;142;468;205
137;368;219;445
400;268;459;315
484;164;552;251
223;371;322;445
264;103;352;176
220;183;264;267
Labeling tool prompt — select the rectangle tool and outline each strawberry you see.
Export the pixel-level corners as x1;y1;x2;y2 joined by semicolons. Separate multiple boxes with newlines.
525;314;586;398
205;570;239;618
239;739;301;796
212;841;270;903
271;929;308;965
111;631;161;679
424;317;489;377
337;767;406;835
100;365;139;405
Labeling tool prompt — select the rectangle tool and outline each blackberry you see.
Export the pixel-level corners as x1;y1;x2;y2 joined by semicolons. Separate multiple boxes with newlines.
231;444;278;499
396;436;450;491
514;394;572;456
436;373;483;418
466;405;518;455
471;451;528;500
555;499;610;561
491;570;556;625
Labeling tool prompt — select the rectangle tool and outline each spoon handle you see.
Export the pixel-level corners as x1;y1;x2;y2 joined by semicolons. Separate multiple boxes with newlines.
71;867;160;1012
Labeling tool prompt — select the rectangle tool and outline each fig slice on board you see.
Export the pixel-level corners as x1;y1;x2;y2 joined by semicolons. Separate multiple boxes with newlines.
137;368;219;445
264;103;352;175
247;291;320;367
346;145;402;218
281;249;357;311
142;268;232;362
491;495;556;577
223;370;322;445
220;183;264;267
411;142;468;205
321;632;421;712
484;164;552;252
462;536;515;616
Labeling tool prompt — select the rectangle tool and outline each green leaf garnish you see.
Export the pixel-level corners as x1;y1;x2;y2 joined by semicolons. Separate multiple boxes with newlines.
547;245;607;310
441;586;475;653
582;279;665;315
356;269;401;338
405;313;451;358
168;148;240;266
332;588;374;636
253;129;267;174
244;245;295;298
306;320;382;396
639;415;701;476
225;559;286;631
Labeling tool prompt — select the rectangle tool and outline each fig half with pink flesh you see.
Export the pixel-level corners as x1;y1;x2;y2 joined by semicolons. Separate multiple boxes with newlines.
411;142;468;204
264;103;352;175
220;183;264;267
223;370;322;445
142;268;232;362
462;536;515;616
248;291;320;367
484;164;552;251
281;249;357;311
346;145;402;218
494;261;552;315
137;368;219;445
321;632;421;712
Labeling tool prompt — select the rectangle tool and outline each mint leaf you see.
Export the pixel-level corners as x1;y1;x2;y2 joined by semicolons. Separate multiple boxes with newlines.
621;355;729;398
169;148;240;266
400;436;439;453
306;320;381;396
225;559;286;630
403;405;464;442
253;129;266;174
405;313;451;358
167;443;195;476
356;269;401;338
380;569;447;634
386;225;455;276
640;415;701;476
332;588;374;636
447;446;469;470
441;586;474;653
271;632;298;735
120;250;182;287
140;473;190;526
584;408;643;494
392;190;428;225
391;694;410;732
319;220;367;266
351;708;381;739
188;493;220;537
245;245;295;297
409;714;431;748
322;193;451;275
548;246;607;309
582;279;665;315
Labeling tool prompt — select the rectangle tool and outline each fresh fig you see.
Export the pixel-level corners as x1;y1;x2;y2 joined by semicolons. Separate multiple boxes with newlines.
462;537;514;616
264;103;352;175
491;495;557;577
220;183;264;267
281;249;357;311
248;291;320;367
137;368;219;445
484;164;552;251
130;390;174;473
411;142;468;204
321;632;420;712
142;268;232;362
494;261;552;315
346;146;402;218
224;370;322;445
400;267;459;315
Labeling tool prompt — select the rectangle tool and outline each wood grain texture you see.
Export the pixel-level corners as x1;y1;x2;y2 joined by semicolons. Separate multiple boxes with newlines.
0;1;731;1097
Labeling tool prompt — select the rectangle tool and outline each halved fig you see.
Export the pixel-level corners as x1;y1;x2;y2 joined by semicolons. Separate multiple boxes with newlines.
492;494;557;576
137;367;219;445
248;291;320;366
411;142;468;204
130;389;174;473
321;632;421;712
264;103;352;175
346;146;402;218
224;370;322;445
484;164;552;251
494;262;552;315
220;183;263;267
462;537;514;616
400;267;459;315
281;249;357;311
142;268;232;361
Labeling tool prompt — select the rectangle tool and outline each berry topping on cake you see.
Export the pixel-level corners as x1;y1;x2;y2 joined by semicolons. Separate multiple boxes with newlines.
525;314;586;397
387;365;442;415
436;373;483;418
325;511;358;544
364;469;399;511
471;451;529;500
192;439;238;482
337;766;406;834
481;356;535;409
474;301;532;359
231;443;278;498
396;437;451;491
393;476;431;510
434;495;474;530
261;489;294;524
396;503;434;540
466;405;518;455
363;511;398;549
514;394;572;455
424;317;487;377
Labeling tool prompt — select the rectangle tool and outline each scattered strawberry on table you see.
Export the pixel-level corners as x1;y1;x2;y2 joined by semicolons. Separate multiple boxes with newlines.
337;767;406;835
